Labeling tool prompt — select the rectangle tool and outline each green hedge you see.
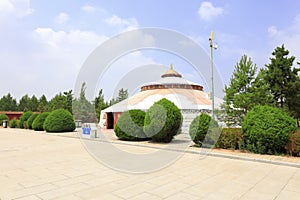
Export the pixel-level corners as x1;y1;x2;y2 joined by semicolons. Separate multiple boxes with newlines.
189;113;218;146
32;112;49;131
286;129;300;156
0;114;9;125
19;111;33;129
144;98;182;143
216;128;243;149
27;113;39;129
115;109;149;141
9;118;19;128
242;105;297;154
43;109;75;132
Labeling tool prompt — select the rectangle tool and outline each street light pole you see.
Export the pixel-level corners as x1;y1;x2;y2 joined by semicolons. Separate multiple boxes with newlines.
209;31;217;119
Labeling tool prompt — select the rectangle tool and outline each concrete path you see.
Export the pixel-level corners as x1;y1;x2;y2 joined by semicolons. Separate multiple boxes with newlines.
1;128;300;200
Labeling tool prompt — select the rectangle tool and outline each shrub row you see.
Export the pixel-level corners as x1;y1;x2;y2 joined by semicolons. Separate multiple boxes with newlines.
9;109;75;133
115;98;182;143
215;128;243;149
188;105;298;156
32;112;50;131
9;118;20;128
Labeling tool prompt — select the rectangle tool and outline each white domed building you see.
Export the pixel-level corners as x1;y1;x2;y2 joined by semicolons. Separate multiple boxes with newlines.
99;65;223;133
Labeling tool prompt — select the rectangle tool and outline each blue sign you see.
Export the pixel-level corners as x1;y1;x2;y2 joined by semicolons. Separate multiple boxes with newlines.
82;127;91;135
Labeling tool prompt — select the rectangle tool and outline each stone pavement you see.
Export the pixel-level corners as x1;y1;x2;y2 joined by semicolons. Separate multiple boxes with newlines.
1;128;300;200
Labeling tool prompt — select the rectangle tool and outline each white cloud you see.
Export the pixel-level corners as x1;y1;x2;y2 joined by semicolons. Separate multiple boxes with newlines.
198;1;224;21
0;0;33;20
54;12;69;25
104;15;139;31
268;26;279;36
82;4;96;13
11;28;109;99
268;14;300;64
0;0;14;13
33;27;108;57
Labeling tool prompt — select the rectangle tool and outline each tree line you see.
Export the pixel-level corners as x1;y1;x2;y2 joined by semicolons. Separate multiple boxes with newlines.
221;45;300;127
0;83;128;122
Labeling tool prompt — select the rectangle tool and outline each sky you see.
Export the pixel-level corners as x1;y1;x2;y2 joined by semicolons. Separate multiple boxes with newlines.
1;0;300;101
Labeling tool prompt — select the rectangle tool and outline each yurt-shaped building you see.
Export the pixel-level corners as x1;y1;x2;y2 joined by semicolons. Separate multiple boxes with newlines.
99;65;222;133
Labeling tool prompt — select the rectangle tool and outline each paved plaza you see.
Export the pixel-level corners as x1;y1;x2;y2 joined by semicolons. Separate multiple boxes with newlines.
1;128;300;200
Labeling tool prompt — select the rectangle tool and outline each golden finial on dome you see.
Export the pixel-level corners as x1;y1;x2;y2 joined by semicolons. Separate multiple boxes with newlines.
161;64;182;78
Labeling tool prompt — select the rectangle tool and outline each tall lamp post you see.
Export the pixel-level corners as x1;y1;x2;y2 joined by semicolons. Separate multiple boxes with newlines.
209;31;217;119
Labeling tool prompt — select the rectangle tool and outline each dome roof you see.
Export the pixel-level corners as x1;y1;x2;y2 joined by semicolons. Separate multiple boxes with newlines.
161;64;182;78
141;64;203;91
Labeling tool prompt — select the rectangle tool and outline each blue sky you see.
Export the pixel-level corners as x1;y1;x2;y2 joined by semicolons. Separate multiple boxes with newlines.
1;0;300;101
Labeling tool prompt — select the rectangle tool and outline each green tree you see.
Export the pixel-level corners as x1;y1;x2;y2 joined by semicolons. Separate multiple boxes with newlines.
0;93;18;111
30;95;39;111
49;93;66;111
116;88;128;103
264;45;299;109
286;68;300;126
18;94;32;111
94;89;108;122
223;55;258;126
250;69;273;106
37;95;49;112
73;82;95;122
63;90;73;113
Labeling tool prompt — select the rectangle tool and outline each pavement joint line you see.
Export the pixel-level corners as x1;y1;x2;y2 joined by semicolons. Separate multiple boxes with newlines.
6;129;300;169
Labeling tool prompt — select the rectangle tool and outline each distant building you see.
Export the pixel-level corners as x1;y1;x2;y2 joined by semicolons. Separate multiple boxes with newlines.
99;65;223;133
0;111;23;120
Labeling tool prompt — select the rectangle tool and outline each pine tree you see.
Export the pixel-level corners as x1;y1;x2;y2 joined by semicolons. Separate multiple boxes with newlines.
63;90;73;114
223;55;258;126
0;93;18;111
72;82;95;122
264;45;298;109
94;89;108;122
116;88;128;103
19;94;32;111
37;95;49;112
30;95;39;111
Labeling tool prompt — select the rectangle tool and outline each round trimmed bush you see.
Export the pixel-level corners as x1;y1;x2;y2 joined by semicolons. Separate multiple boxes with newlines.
43;109;75;132
189;113;218;146
144;98;182;143
9;118;19;128
0;114;9;125
32;112;49;131
20;111;33;129
27;113;38;129
242;105;297;154
115;109;148;141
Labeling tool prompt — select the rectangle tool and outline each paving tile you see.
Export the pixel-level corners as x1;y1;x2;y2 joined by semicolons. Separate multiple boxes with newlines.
128;192;162;200
148;182;190;198
276;190;300;200
14;195;41;200
1;129;300;200
37;182;89;199
164;192;201;200
113;182;157;199
3;183;58;200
